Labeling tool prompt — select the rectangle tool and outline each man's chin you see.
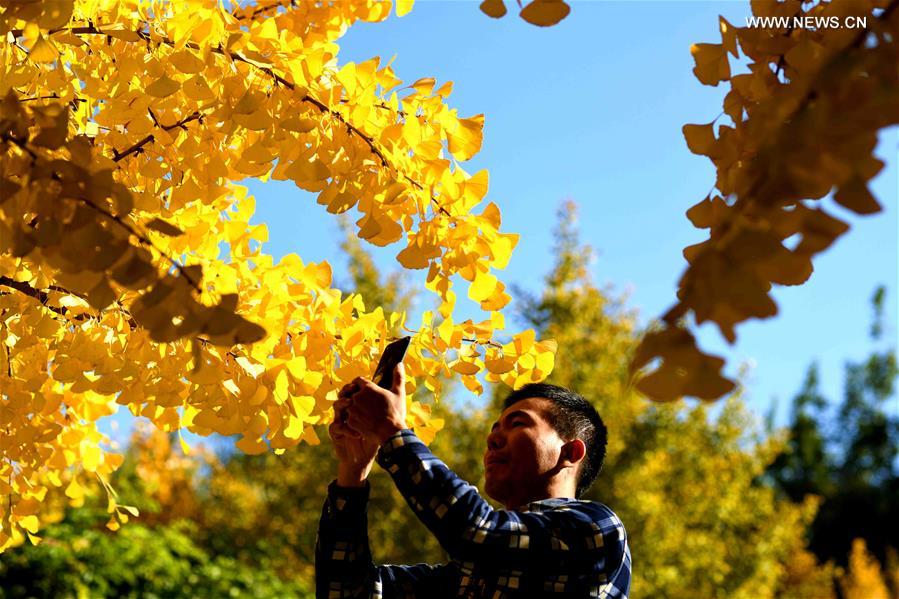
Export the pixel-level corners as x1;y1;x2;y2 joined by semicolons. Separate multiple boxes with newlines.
484;477;506;504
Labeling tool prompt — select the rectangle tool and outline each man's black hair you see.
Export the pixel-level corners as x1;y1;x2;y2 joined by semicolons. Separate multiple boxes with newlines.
503;383;607;498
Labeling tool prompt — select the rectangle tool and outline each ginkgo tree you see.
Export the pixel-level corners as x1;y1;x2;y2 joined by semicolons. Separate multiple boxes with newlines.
0;0;561;550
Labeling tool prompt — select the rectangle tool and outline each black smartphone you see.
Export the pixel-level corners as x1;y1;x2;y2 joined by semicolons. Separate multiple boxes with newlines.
372;336;411;390
339;337;410;425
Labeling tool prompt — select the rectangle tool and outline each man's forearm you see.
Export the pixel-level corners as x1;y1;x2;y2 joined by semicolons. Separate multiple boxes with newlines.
315;480;374;598
337;461;371;488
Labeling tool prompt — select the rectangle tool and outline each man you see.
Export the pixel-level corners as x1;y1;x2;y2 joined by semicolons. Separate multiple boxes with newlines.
315;363;631;598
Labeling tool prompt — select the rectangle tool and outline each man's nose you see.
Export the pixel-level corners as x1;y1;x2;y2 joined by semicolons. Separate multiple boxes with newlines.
486;428;504;450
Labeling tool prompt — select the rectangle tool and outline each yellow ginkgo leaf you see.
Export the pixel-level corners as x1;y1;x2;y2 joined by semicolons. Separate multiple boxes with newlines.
410;77;436;95
146;75;181;98
520;0;570;27
396;0;415;17
447;114;484;161
18;515;39;534
690;43;730;86
450;359;480;375
38;1;74;28
182;75;215;101
683;123;716;156
235;435;268;455
145;218;185;237
468;271;498;302
485;357;515;374
28;36;59;63
719;16;738;58
281;116;318;133
234;91;265;115
170;50;206;74
82;445;102;472
285;157;331;184
64;477;84;500
480;0;507;18
834;177;881;215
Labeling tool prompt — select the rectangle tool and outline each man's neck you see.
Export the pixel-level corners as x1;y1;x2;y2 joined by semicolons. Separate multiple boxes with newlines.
502;484;577;510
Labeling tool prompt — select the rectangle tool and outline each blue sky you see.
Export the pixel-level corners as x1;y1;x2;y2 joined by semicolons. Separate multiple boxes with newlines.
103;1;897;445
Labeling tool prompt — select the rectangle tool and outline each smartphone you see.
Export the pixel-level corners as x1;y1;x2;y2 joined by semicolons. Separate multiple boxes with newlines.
339;336;410;425
372;336;411;390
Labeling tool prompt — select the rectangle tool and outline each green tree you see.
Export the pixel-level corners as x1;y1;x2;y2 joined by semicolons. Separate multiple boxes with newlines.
0;427;312;598
769;287;898;570
767;364;834;501
0;518;312;599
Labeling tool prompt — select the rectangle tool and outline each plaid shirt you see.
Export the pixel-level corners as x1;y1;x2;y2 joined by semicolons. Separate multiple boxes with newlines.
316;429;631;598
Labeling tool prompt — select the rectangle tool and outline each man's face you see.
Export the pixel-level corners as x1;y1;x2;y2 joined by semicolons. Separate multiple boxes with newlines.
483;397;568;506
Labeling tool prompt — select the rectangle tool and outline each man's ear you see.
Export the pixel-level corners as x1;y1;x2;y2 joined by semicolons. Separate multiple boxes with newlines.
560;439;586;468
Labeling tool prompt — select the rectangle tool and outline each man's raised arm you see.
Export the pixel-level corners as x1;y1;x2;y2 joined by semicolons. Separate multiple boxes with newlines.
315;388;449;598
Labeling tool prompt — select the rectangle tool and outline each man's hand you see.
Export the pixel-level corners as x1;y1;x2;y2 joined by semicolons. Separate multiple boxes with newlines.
345;363;408;446
329;395;380;488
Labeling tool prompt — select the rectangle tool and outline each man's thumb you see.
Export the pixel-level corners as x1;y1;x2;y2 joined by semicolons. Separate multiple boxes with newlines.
392;362;406;396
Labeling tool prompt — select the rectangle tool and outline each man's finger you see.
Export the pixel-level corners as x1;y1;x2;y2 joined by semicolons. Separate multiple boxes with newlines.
392;362;406;397
337;383;359;400
352;376;374;388
346;410;368;435
334;418;362;438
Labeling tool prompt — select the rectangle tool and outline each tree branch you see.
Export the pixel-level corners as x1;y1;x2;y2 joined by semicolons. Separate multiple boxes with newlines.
111;110;203;162
1;132;38;161
0;276;89;321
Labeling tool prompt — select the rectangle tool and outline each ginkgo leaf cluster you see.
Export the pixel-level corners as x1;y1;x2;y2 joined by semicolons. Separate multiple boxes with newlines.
632;0;898;402
0;0;559;550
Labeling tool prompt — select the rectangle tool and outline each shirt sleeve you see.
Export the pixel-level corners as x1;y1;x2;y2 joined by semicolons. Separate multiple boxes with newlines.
375;429;628;575
315;478;450;598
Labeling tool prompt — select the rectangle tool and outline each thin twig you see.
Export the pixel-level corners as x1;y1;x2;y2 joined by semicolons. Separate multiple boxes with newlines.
18;95;88;103
1;312;11;378
2;315;15;537
232;0;297;19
